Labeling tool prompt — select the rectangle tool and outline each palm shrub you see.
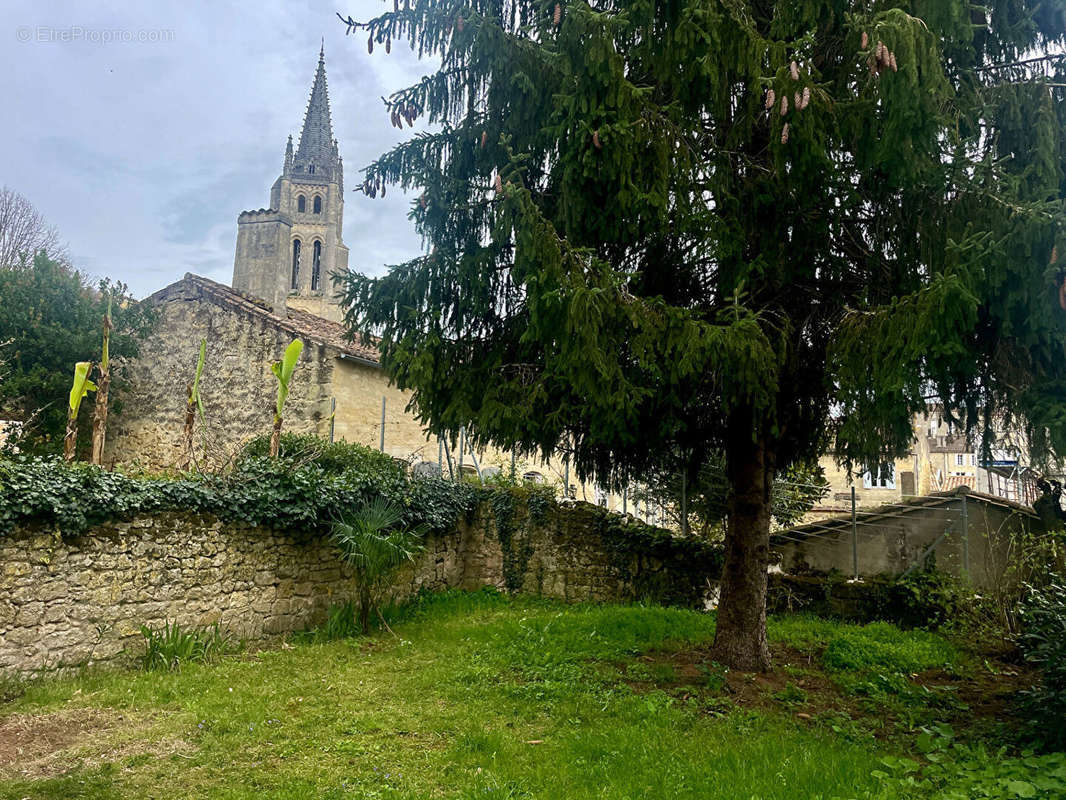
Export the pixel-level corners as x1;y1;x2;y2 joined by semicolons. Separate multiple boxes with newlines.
331;498;427;633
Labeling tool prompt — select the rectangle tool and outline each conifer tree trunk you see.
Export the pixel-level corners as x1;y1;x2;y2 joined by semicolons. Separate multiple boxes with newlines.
712;418;774;671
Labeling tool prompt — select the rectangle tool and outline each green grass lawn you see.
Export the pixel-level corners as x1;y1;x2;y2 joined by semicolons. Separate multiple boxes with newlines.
0;590;1061;799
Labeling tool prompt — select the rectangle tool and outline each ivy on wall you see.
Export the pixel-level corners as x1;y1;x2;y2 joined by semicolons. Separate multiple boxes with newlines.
0;435;481;537
0;435;727;611
489;489;536;592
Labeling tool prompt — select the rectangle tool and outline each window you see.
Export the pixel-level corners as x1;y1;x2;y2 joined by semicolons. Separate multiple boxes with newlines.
308;164;315;174
313;195;322;214
297;195;306;213
862;463;896;489
522;471;544;484
311;241;322;291
969;454;977;466
956;454;965;466
290;239;301;289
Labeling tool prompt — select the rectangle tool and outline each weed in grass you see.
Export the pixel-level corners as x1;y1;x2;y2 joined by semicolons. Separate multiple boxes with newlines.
0;674;25;704
772;681;809;707
646;663;678;684
821;621;961;674
293;601;362;643
698;661;729;693
138;620;235;671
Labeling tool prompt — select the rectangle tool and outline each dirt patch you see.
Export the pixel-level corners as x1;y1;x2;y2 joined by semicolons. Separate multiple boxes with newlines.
623;644;849;715
915;661;1037;722
0;708;116;771
0;707;194;779
623;644;1037;739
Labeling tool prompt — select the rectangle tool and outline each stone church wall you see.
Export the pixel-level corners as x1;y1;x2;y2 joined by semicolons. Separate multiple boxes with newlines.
106;283;333;469
330;358;438;461
0;502;719;675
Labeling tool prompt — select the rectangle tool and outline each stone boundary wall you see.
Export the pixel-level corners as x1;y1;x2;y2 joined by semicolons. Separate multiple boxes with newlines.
0;501;721;675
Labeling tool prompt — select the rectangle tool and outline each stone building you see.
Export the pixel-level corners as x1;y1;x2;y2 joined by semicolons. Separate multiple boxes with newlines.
232;45;349;324
807;408;1041;521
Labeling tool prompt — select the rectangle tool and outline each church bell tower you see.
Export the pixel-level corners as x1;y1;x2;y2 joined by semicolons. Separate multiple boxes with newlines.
232;45;349;322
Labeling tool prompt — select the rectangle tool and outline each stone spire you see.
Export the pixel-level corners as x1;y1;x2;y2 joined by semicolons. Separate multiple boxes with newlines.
293;44;336;176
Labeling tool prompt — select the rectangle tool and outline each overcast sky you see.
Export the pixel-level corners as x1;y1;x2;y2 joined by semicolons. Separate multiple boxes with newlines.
3;0;434;298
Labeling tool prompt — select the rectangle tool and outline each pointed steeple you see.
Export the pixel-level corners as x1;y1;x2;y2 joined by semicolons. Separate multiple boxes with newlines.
293;44;336;176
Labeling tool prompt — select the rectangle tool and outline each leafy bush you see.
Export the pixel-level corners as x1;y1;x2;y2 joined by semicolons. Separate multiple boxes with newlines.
888;564;964;630
239;432;406;484
139;621;235;671
871;724;1066;799
0;439;482;537
1017;579;1066;750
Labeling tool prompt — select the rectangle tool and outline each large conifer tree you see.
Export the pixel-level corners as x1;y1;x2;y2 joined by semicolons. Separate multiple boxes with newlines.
338;0;1066;669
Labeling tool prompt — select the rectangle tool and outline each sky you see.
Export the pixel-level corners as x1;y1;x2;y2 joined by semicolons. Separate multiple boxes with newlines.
3;0;435;298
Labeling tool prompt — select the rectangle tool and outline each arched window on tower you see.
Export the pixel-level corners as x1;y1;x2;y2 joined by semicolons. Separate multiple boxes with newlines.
291;239;301;290
297;195;306;213
311;241;322;291
308;164;316;174
313;195;322;214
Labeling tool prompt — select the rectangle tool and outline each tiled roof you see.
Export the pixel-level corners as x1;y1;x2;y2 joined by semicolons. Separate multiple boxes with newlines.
149;273;381;364
940;476;975;492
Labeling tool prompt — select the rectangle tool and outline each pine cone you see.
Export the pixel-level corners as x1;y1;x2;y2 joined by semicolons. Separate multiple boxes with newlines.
593;129;602;149
420;194;427;209
790;61;799;81
801;86;810;109
386;37;391;54
554;3;562;25
481;131;488;148
781;123;790;144
876;41;884;61
890;52;898;72
494;173;503;193
794;91;802;109
368;34;374;54
765;89;776;110
780;95;788;115
1051;245;1059;265
861;31;868;49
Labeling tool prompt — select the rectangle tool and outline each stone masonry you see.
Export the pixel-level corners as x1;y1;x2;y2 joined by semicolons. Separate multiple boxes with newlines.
0;501;719;675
